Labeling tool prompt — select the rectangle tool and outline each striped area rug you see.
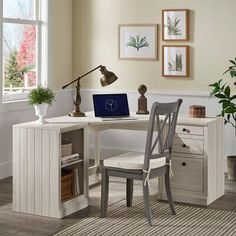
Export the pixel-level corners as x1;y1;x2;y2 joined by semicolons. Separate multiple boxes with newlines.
53;200;236;236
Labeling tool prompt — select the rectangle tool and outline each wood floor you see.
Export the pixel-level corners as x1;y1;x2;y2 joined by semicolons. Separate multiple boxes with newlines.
0;176;235;236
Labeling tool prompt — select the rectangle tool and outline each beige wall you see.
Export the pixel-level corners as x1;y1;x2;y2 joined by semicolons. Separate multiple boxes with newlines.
72;0;236;92
52;0;72;89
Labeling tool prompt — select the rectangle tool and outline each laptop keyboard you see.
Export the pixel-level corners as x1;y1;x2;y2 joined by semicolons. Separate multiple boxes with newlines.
101;116;137;121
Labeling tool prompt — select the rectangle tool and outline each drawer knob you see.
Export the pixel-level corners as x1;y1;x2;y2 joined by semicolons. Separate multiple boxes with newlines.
182;162;186;166
182;128;190;133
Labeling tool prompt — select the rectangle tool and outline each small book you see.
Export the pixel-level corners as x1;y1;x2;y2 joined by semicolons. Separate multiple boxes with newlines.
61;157;81;165
61;153;79;162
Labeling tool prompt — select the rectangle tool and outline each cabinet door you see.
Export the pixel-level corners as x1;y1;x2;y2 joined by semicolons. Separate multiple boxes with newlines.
171;157;204;192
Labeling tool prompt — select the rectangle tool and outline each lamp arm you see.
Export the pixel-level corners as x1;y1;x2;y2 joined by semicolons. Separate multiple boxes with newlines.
62;65;102;89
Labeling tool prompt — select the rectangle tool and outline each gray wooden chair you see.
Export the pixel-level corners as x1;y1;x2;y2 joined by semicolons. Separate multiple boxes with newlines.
100;99;182;225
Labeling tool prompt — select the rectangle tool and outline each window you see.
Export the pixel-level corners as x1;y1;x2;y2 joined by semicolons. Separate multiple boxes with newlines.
0;0;50;102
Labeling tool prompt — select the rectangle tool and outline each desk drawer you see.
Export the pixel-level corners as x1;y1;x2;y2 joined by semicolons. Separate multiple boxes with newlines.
171;157;204;192
173;137;204;155
176;125;204;136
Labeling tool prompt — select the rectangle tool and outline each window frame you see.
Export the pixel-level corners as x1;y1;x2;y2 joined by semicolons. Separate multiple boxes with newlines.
0;0;51;103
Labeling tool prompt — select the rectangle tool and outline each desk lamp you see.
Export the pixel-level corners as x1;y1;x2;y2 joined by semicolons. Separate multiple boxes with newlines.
62;65;118;117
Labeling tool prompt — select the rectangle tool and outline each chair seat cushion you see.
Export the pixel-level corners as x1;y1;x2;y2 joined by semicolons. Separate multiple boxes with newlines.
103;152;166;170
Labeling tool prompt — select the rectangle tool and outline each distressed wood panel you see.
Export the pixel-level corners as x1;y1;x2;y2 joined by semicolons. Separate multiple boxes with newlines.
34;129;42;215
49;131;60;217
27;128;35;214
41;130;50;217
173;137;204;155
171;157;204;192
12;121;90;217
13;127;20;212
19;128;27;212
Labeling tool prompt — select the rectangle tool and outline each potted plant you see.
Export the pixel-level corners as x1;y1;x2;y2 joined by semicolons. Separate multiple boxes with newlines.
209;58;236;180
28;86;55;124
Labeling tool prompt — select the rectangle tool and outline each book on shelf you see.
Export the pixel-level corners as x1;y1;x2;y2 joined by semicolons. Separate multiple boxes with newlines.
61;153;81;165
61;153;79;161
61;158;82;165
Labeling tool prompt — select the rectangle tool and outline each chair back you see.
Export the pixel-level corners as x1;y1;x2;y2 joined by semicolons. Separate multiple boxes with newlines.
143;99;182;171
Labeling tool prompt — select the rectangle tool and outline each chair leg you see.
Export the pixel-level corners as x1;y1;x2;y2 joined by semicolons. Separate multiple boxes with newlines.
143;183;153;225
126;178;133;207
165;171;176;215
101;168;109;217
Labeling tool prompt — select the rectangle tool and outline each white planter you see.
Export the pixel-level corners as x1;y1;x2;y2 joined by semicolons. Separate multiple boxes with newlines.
33;103;49;124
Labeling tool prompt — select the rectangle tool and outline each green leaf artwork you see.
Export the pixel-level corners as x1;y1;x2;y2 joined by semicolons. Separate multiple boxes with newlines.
168;54;183;72
126;35;149;51
167;16;182;36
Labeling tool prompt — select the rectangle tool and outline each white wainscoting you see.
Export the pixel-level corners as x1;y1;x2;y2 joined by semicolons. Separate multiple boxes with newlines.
0;89;74;179
81;89;235;172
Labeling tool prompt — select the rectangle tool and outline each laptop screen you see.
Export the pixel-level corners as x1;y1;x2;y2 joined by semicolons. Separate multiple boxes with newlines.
93;94;130;117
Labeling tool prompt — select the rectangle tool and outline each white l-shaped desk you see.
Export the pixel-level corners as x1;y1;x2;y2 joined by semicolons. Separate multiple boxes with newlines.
13;112;224;218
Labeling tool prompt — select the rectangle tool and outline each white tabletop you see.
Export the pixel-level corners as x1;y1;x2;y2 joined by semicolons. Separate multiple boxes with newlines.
13;111;220;129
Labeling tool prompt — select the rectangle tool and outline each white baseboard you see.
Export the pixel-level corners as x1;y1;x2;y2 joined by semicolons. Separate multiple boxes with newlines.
0;161;12;179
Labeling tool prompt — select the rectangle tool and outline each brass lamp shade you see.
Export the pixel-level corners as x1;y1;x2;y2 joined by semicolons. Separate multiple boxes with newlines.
100;66;118;87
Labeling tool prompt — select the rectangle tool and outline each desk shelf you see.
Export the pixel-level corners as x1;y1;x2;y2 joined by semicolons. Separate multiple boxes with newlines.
13;122;89;218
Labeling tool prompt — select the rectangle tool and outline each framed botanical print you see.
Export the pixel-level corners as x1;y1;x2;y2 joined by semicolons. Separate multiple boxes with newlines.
162;45;189;77
162;9;189;41
119;24;158;60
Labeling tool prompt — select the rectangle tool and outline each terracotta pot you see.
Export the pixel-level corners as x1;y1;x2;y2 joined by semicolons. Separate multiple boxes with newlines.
227;155;236;180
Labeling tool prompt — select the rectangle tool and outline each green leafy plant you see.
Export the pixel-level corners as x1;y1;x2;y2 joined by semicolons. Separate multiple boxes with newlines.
4;49;36;88
28;86;55;105
209;58;236;128
167;16;182;36
126;35;149;51
168;54;183;72
4;49;24;87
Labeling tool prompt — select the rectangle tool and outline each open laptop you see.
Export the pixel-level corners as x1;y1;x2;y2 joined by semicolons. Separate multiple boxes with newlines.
92;94;136;121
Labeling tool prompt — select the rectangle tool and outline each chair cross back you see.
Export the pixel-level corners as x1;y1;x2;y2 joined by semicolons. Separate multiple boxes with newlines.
144;99;182;171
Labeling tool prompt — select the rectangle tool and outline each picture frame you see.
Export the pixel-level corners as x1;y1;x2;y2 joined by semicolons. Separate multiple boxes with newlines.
162;9;189;41
162;45;189;77
118;24;157;60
